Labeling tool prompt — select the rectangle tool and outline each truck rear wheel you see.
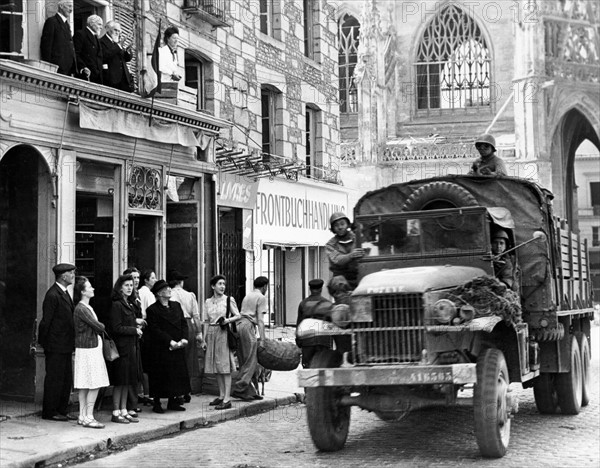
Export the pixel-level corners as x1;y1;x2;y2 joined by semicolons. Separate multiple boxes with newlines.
555;335;582;415
533;374;559;414
576;332;591;407
474;348;511;458
305;349;350;452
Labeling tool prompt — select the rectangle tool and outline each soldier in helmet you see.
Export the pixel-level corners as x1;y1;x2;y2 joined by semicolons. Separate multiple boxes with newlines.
296;279;333;367
469;134;507;176
491;228;514;288
325;212;365;294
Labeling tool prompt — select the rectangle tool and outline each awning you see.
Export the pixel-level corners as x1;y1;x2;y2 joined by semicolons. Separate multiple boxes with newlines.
262;241;323;249
79;101;211;148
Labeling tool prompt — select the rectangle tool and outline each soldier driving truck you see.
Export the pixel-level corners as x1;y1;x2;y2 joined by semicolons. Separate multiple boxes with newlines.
296;175;593;459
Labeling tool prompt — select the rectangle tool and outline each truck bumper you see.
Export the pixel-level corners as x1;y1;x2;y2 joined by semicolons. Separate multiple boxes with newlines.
298;363;477;387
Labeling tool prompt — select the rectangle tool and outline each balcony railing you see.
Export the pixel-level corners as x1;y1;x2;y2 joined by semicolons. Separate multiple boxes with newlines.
183;0;228;27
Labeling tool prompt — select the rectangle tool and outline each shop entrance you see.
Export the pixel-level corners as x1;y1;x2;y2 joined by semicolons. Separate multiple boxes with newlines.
167;199;200;298
219;207;246;304
0;146;50;401
128;215;159;276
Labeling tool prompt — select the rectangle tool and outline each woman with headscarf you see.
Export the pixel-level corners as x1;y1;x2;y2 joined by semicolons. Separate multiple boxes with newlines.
145;280;190;413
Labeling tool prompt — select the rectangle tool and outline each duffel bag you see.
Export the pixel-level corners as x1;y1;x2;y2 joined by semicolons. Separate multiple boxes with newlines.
257;338;301;371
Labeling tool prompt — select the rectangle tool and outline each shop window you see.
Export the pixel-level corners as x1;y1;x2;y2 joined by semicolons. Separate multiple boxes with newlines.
338;14;359;114
261;85;282;158
0;0;24;59
415;4;491;112
303;0;315;59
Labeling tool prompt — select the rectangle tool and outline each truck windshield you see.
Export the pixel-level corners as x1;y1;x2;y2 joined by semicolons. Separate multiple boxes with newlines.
357;209;487;257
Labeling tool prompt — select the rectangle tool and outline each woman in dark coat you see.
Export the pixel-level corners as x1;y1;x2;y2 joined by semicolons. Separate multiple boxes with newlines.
109;274;143;424
146;280;191;413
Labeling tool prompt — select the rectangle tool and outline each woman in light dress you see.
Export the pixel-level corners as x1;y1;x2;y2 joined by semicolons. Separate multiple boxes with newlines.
202;275;240;410
73;276;109;428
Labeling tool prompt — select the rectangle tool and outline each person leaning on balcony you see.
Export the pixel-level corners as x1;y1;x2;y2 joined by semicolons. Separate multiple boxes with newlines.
158;26;182;82
73;15;104;84
40;1;76;76
100;21;134;92
468;134;508;176
325;212;364;294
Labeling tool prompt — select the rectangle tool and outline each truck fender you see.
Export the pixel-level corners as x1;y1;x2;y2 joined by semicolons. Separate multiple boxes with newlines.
472;322;524;383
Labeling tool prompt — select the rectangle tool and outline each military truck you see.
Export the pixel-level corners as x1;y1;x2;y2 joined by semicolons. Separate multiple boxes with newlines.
297;175;593;458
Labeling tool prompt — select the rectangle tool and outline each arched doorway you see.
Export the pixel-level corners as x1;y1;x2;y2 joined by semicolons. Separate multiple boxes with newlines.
0;145;52;401
551;108;600;231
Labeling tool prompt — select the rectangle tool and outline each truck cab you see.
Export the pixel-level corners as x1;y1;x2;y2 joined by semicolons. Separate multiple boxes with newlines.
298;175;593;458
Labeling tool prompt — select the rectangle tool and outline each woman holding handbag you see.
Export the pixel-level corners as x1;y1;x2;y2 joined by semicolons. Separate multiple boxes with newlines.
108;274;143;424
202;274;240;410
73;276;109;428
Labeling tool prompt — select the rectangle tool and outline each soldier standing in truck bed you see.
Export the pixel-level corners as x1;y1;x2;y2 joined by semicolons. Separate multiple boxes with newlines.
325;212;365;295
469;134;508;176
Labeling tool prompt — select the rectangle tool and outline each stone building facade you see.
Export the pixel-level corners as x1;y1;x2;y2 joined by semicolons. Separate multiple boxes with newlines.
337;0;600;225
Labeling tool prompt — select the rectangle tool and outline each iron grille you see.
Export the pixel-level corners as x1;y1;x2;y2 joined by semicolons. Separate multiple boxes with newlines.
351;294;425;364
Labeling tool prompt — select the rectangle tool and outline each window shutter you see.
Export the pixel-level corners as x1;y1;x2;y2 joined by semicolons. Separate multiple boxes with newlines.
113;1;138;88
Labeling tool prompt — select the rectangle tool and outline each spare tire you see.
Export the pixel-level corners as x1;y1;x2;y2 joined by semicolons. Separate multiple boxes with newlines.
402;181;478;211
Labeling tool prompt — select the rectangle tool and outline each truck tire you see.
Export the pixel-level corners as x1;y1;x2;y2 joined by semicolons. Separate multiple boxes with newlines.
555;335;582;415
575;332;590;407
402;181;478;211
305;349;350;452
533;374;559;414
474;348;511;458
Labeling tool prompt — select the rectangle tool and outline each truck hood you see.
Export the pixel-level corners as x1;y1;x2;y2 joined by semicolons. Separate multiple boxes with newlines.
354;265;487;295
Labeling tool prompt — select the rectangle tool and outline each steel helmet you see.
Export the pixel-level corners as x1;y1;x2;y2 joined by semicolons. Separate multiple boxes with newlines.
475;134;496;151
492;228;509;240
330;211;350;229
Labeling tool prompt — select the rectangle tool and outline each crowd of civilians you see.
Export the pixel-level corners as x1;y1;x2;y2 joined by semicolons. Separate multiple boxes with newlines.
39;1;183;92
38;261;269;427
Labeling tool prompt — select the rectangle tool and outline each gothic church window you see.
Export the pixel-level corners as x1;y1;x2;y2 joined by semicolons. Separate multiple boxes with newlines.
338;14;360;114
415;4;491;112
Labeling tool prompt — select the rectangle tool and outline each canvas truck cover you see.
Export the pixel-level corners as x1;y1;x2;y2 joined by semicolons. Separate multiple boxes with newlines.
354;175;556;313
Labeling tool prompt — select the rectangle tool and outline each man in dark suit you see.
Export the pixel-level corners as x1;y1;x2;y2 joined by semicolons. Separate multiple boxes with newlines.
100;21;134;92
38;263;77;421
40;1;76;75
73;15;104;84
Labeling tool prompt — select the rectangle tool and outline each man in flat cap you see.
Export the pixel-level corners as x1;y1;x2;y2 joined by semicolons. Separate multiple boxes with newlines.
296;279;333;368
38;263;77;421
231;276;268;401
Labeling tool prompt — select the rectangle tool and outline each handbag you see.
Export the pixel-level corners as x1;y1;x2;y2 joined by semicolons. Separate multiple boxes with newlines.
102;332;120;362
225;296;239;351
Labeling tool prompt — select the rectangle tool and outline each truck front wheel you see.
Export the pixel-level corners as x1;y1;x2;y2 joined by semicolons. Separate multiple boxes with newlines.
474;348;511;458
555;335;582;414
305;349;350;452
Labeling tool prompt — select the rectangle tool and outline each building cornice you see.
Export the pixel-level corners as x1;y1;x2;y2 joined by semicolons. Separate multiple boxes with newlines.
0;60;231;134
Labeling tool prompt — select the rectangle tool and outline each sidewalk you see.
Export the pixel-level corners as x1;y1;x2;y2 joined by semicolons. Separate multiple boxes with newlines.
0;327;304;468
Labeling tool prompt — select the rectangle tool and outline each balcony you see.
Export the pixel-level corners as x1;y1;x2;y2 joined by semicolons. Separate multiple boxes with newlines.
183;0;228;27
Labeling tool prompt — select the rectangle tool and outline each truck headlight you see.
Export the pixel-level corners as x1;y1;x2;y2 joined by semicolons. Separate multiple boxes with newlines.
433;299;457;324
350;296;373;322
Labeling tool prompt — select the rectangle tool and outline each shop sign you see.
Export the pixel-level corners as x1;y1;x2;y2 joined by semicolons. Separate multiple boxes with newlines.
217;172;258;209
255;178;349;245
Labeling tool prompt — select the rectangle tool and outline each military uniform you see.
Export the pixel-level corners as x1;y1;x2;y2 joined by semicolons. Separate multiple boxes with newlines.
296;280;333;367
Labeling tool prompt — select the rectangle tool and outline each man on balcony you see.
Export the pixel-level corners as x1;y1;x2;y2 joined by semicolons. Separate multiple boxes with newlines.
40;1;76;76
73;15;104;84
100;21;134;92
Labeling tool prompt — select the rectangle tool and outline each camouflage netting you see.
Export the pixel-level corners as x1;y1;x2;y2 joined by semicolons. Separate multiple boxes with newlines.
448;276;522;324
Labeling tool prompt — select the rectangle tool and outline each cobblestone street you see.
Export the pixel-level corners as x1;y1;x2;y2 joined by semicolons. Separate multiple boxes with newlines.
76;328;600;468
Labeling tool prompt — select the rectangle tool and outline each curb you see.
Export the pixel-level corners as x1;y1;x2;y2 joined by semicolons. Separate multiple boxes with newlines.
5;394;304;468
